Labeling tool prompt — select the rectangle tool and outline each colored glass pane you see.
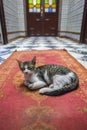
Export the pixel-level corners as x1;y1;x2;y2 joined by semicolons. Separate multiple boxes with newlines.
52;4;56;8
33;0;36;5
45;0;49;4
49;0;52;5
29;4;34;8
53;0;56;4
45;8;48;12
29;9;33;12
37;8;40;12
28;0;33;4
33;7;37;12
36;4;40;8
37;0;40;4
45;4;50;8
48;7;52;12
52;8;56;12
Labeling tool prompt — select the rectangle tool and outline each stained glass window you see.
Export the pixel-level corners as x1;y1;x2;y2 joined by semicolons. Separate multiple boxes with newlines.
44;0;56;12
28;0;56;13
28;0;41;12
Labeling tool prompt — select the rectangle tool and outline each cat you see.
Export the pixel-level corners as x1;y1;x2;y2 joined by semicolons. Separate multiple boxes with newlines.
17;56;79;96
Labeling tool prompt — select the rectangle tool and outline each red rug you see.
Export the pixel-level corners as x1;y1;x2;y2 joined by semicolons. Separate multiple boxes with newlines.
0;50;87;130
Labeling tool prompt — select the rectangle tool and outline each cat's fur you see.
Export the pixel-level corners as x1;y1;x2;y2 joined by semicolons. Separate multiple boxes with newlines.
17;56;79;96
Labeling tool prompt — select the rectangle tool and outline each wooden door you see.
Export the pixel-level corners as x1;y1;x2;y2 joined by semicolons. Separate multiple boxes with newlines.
26;0;58;36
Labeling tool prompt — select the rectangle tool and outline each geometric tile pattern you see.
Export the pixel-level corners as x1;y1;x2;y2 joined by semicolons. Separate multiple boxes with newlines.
0;37;87;69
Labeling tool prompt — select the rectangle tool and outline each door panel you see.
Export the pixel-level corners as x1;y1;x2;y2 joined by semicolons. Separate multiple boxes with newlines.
27;0;58;36
43;14;58;35
28;13;43;35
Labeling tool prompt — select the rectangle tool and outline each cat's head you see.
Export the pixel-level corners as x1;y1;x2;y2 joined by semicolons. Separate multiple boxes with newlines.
17;56;36;75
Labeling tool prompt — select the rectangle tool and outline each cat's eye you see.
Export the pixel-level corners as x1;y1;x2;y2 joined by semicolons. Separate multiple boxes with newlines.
28;67;31;69
28;66;34;70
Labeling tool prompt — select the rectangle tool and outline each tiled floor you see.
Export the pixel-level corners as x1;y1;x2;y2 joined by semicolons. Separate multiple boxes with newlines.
0;37;87;69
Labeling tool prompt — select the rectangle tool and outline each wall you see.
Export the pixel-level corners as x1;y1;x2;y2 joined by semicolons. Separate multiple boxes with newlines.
17;0;25;36
59;0;85;42
3;0;25;42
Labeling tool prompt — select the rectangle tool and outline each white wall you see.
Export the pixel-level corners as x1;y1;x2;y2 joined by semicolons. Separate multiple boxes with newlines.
59;0;85;41
17;0;25;35
3;0;25;41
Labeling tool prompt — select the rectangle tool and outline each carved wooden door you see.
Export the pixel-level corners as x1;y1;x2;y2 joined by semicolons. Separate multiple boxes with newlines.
27;0;58;36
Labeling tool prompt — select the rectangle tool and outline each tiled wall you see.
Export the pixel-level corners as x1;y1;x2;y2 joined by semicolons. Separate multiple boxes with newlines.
59;0;69;31
3;0;25;41
59;0;85;41
17;0;25;34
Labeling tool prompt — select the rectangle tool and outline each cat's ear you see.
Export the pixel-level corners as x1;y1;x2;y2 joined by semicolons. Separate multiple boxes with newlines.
16;59;23;68
31;56;36;65
16;59;22;64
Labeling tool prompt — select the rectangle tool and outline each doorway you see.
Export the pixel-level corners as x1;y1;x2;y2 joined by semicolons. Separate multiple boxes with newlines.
26;0;59;36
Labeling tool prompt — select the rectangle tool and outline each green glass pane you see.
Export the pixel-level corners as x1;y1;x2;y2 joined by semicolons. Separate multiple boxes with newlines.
37;0;40;4
29;0;33;4
53;0;56;4
45;0;49;4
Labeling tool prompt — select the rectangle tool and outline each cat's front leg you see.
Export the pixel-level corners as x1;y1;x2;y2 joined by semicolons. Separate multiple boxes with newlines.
24;80;30;86
27;83;33;89
28;81;47;90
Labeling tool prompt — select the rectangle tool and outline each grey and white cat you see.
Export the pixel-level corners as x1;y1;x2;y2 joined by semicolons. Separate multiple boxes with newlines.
17;56;79;96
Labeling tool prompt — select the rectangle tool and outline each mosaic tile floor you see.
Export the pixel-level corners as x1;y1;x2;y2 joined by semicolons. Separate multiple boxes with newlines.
0;37;87;69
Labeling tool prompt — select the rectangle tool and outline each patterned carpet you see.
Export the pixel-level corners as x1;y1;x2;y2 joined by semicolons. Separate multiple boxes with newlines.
0;50;87;130
0;37;87;69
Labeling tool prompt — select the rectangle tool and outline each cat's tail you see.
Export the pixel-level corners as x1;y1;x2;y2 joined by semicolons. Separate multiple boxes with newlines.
39;73;79;96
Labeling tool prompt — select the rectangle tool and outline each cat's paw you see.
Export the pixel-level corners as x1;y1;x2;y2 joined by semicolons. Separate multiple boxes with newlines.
39;88;48;95
27;84;33;90
24;81;30;86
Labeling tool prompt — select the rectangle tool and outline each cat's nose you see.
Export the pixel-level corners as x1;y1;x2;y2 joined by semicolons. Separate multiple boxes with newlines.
25;72;28;75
